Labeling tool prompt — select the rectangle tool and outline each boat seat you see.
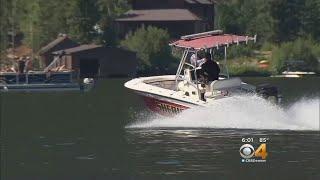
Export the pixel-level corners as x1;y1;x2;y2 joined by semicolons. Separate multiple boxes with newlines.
177;80;205;98
204;77;242;99
210;77;242;91
177;81;199;92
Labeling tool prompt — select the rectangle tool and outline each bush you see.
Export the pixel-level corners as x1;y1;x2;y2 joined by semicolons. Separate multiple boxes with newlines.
120;25;179;75
261;42;273;51
271;38;319;74
229;64;271;77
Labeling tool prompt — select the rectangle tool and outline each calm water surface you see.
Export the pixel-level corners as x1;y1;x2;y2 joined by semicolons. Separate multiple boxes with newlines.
1;77;319;179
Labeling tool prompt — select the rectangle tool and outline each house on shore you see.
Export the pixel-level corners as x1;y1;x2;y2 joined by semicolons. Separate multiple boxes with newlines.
38;34;79;68
115;0;216;38
52;45;137;78
38;34;137;78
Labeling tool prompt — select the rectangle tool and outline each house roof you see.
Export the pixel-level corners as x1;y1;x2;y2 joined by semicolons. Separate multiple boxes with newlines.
38;35;78;55
116;9;202;22
53;45;102;55
53;45;137;56
129;0;216;5
184;0;216;4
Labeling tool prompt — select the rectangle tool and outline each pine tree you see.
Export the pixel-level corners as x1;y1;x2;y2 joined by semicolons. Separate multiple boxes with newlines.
96;0;130;47
271;0;304;42
302;0;320;40
67;0;100;43
15;0;41;50
0;0;11;53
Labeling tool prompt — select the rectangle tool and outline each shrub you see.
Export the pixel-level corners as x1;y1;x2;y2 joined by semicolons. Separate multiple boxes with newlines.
261;41;273;51
271;38;319;73
229;64;271;77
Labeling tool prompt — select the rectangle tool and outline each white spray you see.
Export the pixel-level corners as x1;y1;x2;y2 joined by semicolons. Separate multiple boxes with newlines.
128;95;319;131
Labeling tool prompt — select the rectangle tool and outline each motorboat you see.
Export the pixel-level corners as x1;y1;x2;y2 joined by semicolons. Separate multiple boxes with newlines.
271;60;317;78
125;30;281;115
271;71;316;78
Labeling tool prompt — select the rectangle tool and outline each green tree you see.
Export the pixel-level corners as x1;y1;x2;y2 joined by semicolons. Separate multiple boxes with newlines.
302;0;320;40
16;0;102;48
245;0;274;44
270;0;304;42
96;0;130;47
1;0;131;59
67;0;100;43
28;0;72;48
96;0;130;17
0;0;11;53
15;0;41;50
120;26;178;75
271;38;319;73
217;2;243;34
217;0;274;45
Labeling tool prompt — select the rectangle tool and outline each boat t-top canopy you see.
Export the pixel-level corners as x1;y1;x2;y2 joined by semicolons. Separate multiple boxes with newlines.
172;30;257;97
169;30;256;50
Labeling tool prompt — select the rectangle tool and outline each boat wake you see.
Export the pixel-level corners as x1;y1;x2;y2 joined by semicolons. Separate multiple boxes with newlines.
128;95;319;131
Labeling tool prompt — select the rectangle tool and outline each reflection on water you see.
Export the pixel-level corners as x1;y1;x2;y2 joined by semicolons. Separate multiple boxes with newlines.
126;128;320;178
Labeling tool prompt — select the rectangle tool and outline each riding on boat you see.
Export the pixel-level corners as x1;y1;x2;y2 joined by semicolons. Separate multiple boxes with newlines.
125;30;281;115
0;52;94;92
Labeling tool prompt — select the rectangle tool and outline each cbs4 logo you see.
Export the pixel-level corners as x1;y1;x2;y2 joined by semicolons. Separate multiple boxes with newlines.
239;143;268;159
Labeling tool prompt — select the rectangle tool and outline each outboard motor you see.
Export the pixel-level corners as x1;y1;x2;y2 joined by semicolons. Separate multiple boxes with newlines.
82;78;94;92
256;84;281;104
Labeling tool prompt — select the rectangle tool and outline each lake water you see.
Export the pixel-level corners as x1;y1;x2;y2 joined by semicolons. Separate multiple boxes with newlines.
1;77;319;179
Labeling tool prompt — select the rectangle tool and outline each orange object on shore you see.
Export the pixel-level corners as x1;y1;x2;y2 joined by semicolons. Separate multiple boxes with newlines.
259;60;269;68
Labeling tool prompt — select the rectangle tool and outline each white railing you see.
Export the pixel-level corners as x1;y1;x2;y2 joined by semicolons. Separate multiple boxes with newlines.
44;55;61;72
181;30;223;40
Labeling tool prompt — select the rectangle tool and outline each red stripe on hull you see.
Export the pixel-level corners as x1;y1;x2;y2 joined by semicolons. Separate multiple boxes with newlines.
143;96;190;116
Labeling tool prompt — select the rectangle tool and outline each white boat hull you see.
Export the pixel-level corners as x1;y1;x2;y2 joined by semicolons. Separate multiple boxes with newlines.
125;75;262;115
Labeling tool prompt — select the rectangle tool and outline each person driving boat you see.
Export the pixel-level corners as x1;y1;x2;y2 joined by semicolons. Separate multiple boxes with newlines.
189;49;206;81
199;52;220;82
